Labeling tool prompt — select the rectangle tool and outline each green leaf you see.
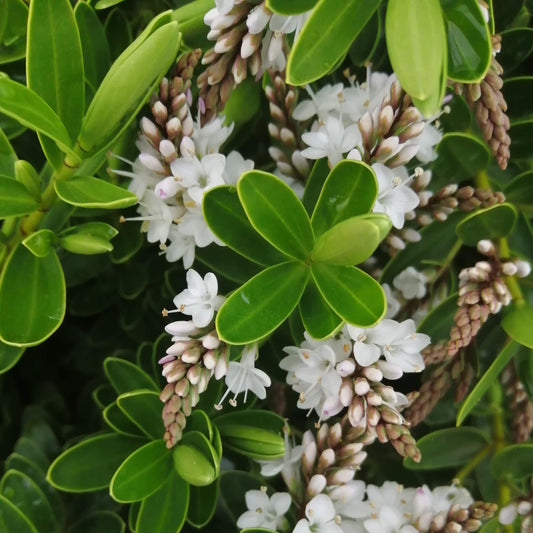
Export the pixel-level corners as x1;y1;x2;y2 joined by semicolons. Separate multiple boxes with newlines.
109;222;144;264
0;470;57;533
186;410;213;442
27;0;84;144
103;402;145;436
238;171;314;260
0;175;39;217
95;0;126;10
1;0;28;46
187;480;219;528
441;0;491;82
299;279;343;340
311;160;378;237
311;215;388;266
457;340;519;425
74;2;111;90
417;292;458;341
14;438;49;472
0;340;24;373
504;169;533;213
509;120;533;160
104;357;159;395
173;431;219;486
0;78;72;154
404;427;489;470
348;9;381;66
117;391;165;440
456;203;517;245
15;160;41;200
491;443;533;481
136;474;189;533
287;0;382;85
311;263;385;327
0;495;37;533
499;28;533;72
302;158;330;215
0;128;17;178
110;440;172;503
67;512;125;533
216;261;310;345
202;186;286;266
47;433;145;492
266;0;317;14
22;229;55;258
222;78;261;129
0;244;65;347
385;0;446;116
55;176;137;209
502;304;533;349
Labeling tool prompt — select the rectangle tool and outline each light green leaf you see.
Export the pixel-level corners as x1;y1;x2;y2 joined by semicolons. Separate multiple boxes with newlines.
110;440;172;503
0;175;39;217
136;474;189;533
457;340;519;425
311;263;385;327
95;0;126;9
15;160;41;200
0;244;65;347
216;261;310;345
0;495;37;533
266;0;317;15
55;176;137;209
287;0;382;85
386;0;446;116
104;357;159;395
0;340;24;373
0;78;72;154
67;512;125;533
441;0;491;82
302;158;329;216
103;402;145;436
456;203;517;245
47;433;145;492
173;431;219;486
502;304;533;349
311;160;378;237
491;443;533;481
202;186;286;266
22;229;56;257
117;391;165;440
404;427;489;470
238;171;314;260
0;128;17;178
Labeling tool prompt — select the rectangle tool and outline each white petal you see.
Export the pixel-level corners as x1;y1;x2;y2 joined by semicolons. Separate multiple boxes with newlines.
353;341;381;366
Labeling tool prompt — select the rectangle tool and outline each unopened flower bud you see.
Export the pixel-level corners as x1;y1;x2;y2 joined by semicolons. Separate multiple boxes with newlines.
477;239;495;256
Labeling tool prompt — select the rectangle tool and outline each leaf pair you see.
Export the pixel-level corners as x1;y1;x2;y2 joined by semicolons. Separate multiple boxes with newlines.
203;160;391;344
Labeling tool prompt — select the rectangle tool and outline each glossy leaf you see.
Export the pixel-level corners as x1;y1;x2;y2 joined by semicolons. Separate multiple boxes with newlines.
299;279;343;340
22;229;55;257
311;263;385;327
186;410;213;442
117;390;165;440
348;9;381;66
0;495;37;533
55;176;137;209
173;431;219;486
404;427;489;470
441;0;491;82
287;0;382;85
0;175;39;217
266;0;317;14
103;402;144;436
0;244;65;347
302;158;329;215
0;78;72;153
238;171;314;260
110;440;172;503
491;444;533;481
504;170;533;213
202;185;286;266
0;341;24;373
216;261;309;344
509;120;533;160
15;160;41;199
456;203;517;245
47;433;145;492
136;474;189;533
187;480;219;528
385;0;446;116
104;357;159;394
502;304;533;349
457;341;519;425
68;512;125;533
0;128;17;177
0;470;57;533
311;160;378;237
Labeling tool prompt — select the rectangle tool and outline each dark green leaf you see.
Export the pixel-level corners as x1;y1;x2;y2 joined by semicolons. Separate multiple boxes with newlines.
509;120;533;160
503;78;533;121
348;9;381;66
404;427;489;470
238;171;314;260
187;480;219;528
222;78;261;129
457;341;519;425
22;229;56;258
0;175;39;217
0;495;37;533
47;433;145;492
104;357;159;394
266;0;317;15
110;440;172;503
202;186;286;266
14;438;49;472
504;170;533;213
441;0;491;82
417;292;458;341
136;474;189;533
502;304;533;349
117;390;165;440
103;402;144;436
456;203;517;245
311;160;377;237
173;431;219;486
186;410;213;442
109;222;144;264
491;443;533;481
67;512;125;533
0;341;23;373
0;128;17;177
311;263;385;327
287;0;382;85
302;158;329;216
216;261;309;344
0;244;65;347
499;28;533;72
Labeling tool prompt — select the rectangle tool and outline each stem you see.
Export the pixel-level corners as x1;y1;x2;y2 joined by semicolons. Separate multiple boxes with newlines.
454;443;493;483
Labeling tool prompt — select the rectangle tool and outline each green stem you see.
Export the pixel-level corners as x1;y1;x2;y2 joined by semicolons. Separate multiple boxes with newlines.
454;443;493;483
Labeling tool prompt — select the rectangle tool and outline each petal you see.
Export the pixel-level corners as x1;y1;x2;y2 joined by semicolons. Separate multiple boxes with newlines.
186;269;205;296
293;100;316;121
245;489;269;509
203;272;219;298
353;342;381;366
306;494;336;523
271;492;292;515
192;305;214;328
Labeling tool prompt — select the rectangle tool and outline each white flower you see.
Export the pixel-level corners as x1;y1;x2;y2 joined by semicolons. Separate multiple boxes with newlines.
222;150;254;185
164;225;196;268
293;83;344;121
237;490;291;530
192;116;234;156
171;269;225;328
216;344;271;408
294;494;343;533
393;267;427;300
408;122;441;163
179;207;221;248
345;324;381;367
383;283;401;318
301;115;361;167
330;480;369;520
215;0;234;15
363;506;418;533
